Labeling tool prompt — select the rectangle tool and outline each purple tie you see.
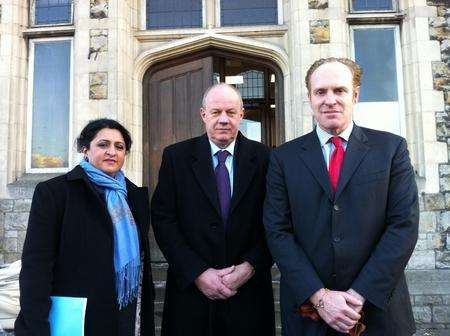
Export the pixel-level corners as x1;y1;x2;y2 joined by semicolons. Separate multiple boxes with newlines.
215;150;231;224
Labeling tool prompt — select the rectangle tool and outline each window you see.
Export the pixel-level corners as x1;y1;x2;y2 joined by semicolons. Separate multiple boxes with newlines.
27;39;72;171
220;0;277;26
146;0;202;29
350;0;396;12
31;0;73;26
351;26;404;136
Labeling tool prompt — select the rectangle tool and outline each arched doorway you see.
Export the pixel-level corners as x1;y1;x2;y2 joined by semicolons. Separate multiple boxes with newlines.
143;48;284;261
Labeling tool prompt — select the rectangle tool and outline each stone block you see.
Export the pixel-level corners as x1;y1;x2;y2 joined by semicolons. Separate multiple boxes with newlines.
415;294;443;305
0;199;13;212
408;250;436;270
427;233;445;250
4;252;20;263
432;61;450;91
436;122;448;140
89;72;108;100
4;237;17;252
89;29;108;60
310;20;330;44
416;238;428;250
90;0;108;19
13;198;31;212
439;211;450;231
420;211;438;233
413;306;432;323
17;230;26;251
443;295;450;305
441;39;450;63
436;251;450;268
429;17;448;42
308;0;328;9
4;230;17;238
441;176;450;192
4;212;28;230
433;306;450;323
424;194;446;210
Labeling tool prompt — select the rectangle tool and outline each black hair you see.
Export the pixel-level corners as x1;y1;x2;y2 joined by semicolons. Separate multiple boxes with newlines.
76;118;132;153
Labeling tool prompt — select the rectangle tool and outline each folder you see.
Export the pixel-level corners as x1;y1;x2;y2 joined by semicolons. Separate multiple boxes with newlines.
48;296;87;336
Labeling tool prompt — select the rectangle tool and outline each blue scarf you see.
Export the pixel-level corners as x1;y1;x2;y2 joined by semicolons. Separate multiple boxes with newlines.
80;161;141;309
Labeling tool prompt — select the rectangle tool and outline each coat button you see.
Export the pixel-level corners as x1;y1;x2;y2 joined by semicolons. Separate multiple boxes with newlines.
333;204;340;211
333;237;341;243
332;273;337;278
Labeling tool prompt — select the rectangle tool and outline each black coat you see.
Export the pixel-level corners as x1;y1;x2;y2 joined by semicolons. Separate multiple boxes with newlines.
15;165;155;336
264;125;419;336
151;133;275;336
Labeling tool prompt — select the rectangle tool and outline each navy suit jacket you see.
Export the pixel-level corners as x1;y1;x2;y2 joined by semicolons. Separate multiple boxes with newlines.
264;125;419;336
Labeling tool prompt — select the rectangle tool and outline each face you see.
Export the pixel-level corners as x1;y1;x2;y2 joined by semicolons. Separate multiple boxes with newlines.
308;61;359;135
200;86;244;148
83;128;126;176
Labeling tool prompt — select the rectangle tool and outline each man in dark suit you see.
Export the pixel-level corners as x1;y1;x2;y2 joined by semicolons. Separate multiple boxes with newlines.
151;83;275;336
264;57;419;336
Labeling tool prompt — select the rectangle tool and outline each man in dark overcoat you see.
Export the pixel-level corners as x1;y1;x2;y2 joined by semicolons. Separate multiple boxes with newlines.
151;83;275;336
264;58;419;335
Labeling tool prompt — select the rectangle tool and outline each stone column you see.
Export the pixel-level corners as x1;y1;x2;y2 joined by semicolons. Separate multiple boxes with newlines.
0;1;28;197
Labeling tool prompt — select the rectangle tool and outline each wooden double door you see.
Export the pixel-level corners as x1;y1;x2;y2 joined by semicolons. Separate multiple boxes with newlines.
143;50;283;261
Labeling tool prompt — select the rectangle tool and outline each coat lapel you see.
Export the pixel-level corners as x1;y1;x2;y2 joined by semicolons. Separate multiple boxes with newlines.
229;133;257;214
298;131;334;202
334;125;370;200
67;165;113;236
190;134;222;217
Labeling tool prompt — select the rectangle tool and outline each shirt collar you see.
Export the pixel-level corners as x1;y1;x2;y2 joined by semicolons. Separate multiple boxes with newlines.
209;139;236;157
315;122;354;147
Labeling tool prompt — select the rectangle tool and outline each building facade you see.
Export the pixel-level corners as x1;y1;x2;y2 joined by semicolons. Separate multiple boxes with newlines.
0;0;449;333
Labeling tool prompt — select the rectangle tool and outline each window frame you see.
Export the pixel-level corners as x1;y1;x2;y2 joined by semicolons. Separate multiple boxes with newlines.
349;0;398;14
29;0;74;28
26;37;74;173
216;0;283;27
349;24;406;137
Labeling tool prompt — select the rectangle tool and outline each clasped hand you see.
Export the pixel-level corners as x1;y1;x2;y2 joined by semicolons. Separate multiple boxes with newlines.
194;262;255;300
311;288;364;334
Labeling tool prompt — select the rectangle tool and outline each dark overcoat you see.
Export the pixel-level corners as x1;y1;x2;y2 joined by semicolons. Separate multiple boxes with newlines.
264;125;419;336
15;165;155;336
151;133;275;336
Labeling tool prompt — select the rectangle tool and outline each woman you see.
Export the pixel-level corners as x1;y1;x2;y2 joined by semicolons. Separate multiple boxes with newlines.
15;119;155;336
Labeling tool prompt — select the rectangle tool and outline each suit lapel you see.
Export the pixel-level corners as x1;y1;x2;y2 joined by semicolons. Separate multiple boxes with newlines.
334;125;370;200
190;134;222;217
229;133;257;214
298;131;334;202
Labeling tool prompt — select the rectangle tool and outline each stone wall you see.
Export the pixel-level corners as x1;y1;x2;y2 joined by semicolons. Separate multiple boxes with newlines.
408;1;450;331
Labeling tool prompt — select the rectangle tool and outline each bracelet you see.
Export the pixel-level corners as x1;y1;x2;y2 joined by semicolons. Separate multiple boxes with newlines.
313;288;329;310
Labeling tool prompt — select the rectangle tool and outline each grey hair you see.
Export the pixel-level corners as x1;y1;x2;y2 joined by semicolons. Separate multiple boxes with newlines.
201;83;244;109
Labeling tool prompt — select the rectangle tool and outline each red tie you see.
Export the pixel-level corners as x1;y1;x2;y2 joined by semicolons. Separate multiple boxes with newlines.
329;136;345;193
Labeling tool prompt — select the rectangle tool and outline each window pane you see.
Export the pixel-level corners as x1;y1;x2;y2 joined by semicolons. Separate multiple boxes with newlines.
31;41;71;168
146;0;202;29
221;0;277;26
35;0;72;25
352;0;393;11
236;70;265;99
354;28;398;102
